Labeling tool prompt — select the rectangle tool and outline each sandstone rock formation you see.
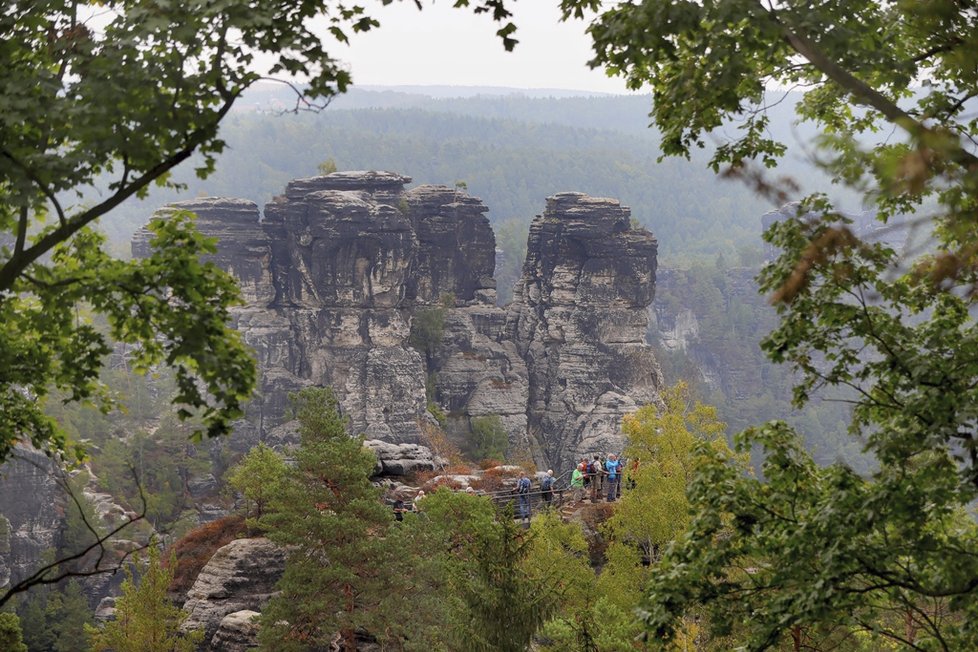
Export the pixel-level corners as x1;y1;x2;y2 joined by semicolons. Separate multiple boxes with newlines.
181;537;285;647
0;447;65;590
364;440;441;477
506;193;662;469
135;172;664;475
208;610;260;652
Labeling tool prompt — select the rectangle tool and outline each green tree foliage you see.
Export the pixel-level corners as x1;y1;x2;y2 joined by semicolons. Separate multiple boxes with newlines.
1;213;255;463
317;158;339;175
554;0;978;648
0;612;27;652
258;387;404;651
407;305;447;363
539;385;736;651
88;545;202;652
0;0;517;465
416;490;573;652
469;414;508;462
92;416;211;530
47;581;93;652
225;443;287;521
609;382;733;562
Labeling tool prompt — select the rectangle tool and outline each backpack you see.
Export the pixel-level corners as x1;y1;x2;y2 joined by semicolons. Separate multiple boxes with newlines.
587;461;597;475
542;476;555;491
517;477;530;493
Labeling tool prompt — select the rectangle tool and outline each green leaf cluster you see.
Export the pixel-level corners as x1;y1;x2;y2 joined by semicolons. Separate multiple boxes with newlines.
225;442;287;523
0;0;520;466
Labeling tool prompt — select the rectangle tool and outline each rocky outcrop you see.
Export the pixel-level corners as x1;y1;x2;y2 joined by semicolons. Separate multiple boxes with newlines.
507;193;662;470
134;173;497;461
0;447;145;606
364;440;441;476
209;610;260;652
0;447;65;590
181;537;286;647
431;303;530;450
135;172;664;475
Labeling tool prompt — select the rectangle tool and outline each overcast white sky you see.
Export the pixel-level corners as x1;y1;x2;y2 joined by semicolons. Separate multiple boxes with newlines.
330;3;630;94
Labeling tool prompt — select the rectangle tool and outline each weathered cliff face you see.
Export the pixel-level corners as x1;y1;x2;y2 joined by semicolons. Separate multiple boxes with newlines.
0;448;65;590
507;193;662;470
650;267;768;401
135;173;663;475
134;172;498;455
0;449;136;605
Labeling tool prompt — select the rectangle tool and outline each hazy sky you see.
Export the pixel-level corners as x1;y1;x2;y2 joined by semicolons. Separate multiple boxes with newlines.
331;3;630;94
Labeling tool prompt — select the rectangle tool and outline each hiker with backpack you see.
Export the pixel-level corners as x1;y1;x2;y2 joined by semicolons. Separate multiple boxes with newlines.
516;470;532;521
589;456;603;503
541;469;555;509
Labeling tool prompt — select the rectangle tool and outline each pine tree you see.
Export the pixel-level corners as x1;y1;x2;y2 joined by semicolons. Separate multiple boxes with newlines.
51;581;93;652
226;442;287;521
0;612;28;652
418;490;566;652
259;387;399;651
87;545;202;652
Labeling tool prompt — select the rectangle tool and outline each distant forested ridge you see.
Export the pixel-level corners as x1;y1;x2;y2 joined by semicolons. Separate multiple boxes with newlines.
92;87;859;279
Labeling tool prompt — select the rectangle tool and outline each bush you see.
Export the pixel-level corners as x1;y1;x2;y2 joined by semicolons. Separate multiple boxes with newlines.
422;476;463;492
443;463;475;475
470;465;520;493
468;415;508;462
166;515;251;594
408;307;446;360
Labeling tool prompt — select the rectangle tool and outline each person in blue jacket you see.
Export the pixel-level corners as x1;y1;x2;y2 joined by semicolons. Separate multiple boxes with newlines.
605;454;622;502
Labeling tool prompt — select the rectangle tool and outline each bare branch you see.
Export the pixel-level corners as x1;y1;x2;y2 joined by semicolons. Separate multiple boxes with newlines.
258;76;334;114
0;461;148;609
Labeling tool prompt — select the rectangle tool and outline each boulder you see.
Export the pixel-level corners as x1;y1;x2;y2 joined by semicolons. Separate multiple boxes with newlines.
364;440;440;476
208;609;260;652
181;538;286;646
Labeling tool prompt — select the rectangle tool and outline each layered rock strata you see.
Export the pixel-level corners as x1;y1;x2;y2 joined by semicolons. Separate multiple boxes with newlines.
506;193;662;469
181;537;286;647
0;448;65;590
135;172;663;474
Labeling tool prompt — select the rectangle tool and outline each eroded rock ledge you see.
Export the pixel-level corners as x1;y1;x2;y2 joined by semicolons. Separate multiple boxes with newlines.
134;172;662;473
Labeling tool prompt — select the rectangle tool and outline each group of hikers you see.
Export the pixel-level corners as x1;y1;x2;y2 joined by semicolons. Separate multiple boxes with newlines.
389;453;629;522
513;453;628;520
568;453;625;505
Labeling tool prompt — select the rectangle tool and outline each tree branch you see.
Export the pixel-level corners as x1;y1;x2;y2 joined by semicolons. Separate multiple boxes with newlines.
0;93;238;294
0;461;148;609
763;3;978;171
1;148;67;228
